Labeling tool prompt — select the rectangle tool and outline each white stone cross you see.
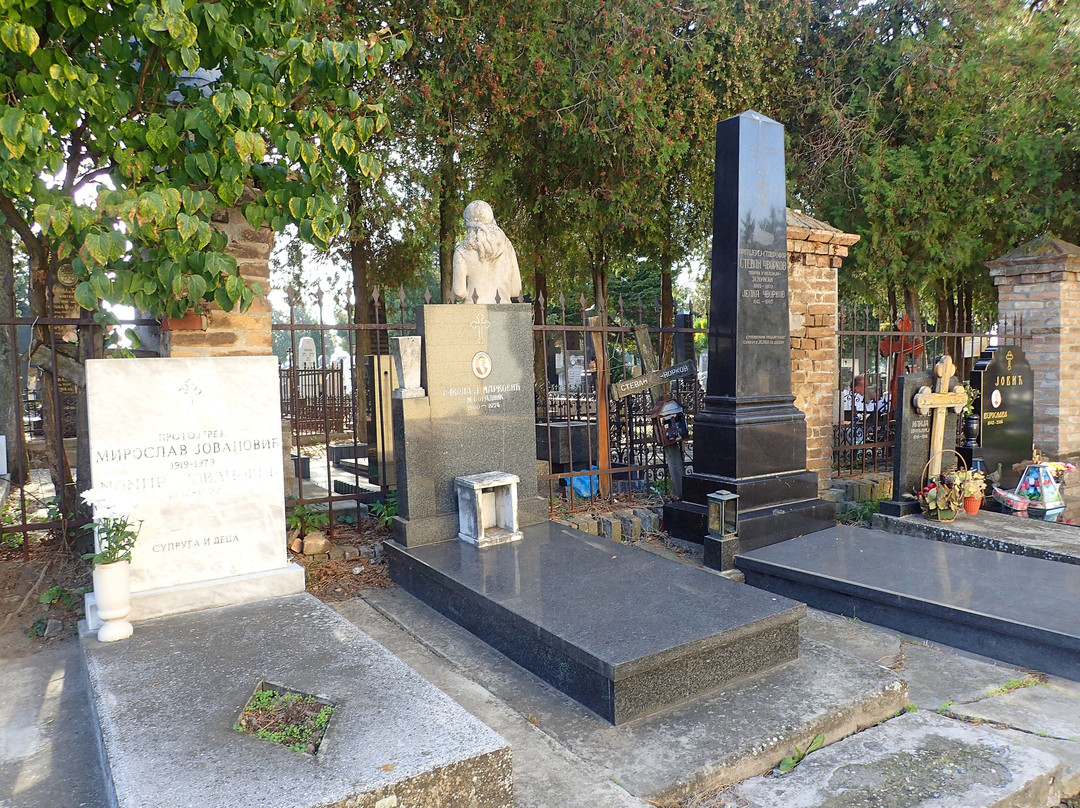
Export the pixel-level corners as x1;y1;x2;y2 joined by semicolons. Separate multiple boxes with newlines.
913;355;967;479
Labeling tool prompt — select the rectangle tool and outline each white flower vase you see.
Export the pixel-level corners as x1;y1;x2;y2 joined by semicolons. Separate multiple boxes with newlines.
93;561;133;642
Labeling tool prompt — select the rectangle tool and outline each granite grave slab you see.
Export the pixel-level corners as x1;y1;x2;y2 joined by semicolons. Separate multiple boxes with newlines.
388;521;806;724
736;525;1080;679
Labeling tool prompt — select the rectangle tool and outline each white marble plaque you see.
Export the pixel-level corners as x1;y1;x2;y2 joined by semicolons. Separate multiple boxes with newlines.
86;357;298;601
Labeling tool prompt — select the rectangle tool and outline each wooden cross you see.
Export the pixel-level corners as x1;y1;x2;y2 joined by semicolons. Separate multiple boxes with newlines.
913;355;967;479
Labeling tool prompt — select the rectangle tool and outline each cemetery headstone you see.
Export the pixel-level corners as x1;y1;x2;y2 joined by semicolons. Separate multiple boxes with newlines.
674;312;696;364
390;304;548;546
85;356;304;625
972;345;1033;489
296;337;317;369
878;366;960;516
364;353;398;486
666;110;834;557
912;355;967;479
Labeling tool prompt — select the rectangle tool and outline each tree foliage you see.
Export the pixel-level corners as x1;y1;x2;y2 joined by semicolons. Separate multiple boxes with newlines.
0;0;409;320
786;0;1080;324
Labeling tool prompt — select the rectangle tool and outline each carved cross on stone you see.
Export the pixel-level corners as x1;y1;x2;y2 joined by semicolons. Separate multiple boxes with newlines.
913;355;967;479
470;312;489;345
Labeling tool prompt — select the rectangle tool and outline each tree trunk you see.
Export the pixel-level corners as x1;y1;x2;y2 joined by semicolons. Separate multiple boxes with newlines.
0;229;27;485
438;140;457;304
903;286;921;335
532;237;549;414
659;248;674;370
590;231;609;307
348;180;373;433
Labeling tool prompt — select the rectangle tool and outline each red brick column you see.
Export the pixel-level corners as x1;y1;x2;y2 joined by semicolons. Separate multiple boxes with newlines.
162;208;274;358
986;236;1080;460
786;210;860;491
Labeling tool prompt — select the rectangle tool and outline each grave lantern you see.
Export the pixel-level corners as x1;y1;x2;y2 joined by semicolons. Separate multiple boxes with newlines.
707;490;739;539
1013;463;1065;515
651;397;688;447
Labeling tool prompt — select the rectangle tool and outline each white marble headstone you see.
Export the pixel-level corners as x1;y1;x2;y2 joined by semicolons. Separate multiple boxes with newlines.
85;356;303;624
296;337;317;369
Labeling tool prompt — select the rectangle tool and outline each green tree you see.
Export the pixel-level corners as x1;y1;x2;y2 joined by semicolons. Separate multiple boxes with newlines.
787;0;1080;327
0;0;408;512
477;0;803;365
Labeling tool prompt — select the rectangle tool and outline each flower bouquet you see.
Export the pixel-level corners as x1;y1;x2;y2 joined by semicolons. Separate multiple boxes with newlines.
916;478;964;521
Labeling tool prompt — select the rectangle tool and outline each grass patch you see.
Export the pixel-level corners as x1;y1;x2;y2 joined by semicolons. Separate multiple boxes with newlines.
986;675;1045;697
234;683;335;755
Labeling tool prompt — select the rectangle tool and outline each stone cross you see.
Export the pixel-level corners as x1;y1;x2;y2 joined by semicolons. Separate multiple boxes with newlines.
913;355;967;479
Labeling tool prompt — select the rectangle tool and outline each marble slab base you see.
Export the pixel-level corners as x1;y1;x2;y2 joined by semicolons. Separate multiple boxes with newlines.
85;564;305;631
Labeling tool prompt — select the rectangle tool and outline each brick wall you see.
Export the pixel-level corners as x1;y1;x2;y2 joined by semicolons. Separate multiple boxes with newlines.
786;210;860;491
161;208;274;358
986;236;1080;460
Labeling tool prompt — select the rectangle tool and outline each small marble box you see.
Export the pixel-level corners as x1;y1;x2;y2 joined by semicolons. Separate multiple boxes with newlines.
454;471;522;547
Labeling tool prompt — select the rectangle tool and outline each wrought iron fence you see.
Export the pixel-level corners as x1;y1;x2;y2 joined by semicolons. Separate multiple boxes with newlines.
532;293;705;504
833;306;1026;478
274;287;707;517
1;283;706;551
0;281;158;557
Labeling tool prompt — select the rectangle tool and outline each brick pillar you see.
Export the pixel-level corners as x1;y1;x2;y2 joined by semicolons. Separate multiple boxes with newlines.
162;208;274;358
786;210;859;491
986;236;1080;460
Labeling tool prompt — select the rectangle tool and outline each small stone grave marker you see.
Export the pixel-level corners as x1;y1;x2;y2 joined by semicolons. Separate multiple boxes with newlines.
972;345;1033;489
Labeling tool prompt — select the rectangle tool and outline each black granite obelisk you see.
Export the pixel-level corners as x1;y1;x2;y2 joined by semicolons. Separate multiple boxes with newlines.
664;111;835;566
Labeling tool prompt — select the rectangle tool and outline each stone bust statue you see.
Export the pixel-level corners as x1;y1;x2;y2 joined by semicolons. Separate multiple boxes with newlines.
452;201;522;304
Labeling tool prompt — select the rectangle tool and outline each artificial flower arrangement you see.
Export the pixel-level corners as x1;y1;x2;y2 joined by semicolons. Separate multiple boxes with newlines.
916;476;965;521
951;468;987;499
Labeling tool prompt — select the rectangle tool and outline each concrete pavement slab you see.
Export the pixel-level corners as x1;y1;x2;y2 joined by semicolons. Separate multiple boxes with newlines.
734;711;1062;808
0;644;108;808
358;586;907;804
80;593;512;808
332;598;653;808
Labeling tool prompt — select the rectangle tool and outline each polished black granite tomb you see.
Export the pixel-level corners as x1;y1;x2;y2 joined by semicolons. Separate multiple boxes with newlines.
972;344;1034;491
387;521;805;724
667;111;834;552
737;525;1080;680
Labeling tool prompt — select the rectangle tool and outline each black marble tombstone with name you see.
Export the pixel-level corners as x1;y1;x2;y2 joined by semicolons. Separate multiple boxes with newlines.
878;370;960;516
971;345;1033;490
664;111;834;562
